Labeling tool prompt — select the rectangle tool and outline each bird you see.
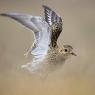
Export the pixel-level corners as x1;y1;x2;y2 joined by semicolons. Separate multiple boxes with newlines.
0;5;76;74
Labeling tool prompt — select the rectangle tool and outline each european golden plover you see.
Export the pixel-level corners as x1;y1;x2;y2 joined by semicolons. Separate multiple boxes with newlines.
0;5;76;73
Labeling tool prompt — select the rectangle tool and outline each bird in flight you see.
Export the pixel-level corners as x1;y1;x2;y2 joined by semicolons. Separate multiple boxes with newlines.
0;5;76;73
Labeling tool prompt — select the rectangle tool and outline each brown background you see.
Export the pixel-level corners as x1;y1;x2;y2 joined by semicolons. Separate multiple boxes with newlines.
0;0;95;95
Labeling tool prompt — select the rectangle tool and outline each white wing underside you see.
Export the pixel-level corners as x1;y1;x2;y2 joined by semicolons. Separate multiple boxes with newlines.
0;13;51;69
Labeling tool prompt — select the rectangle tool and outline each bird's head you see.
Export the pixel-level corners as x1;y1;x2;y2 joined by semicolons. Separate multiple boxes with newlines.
59;45;76;58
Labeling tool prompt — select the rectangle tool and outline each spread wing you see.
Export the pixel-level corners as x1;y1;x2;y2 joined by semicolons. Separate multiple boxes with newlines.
42;5;63;47
42;5;62;26
0;13;51;63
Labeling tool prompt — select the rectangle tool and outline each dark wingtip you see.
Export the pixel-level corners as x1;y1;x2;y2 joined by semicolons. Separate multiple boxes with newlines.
42;5;46;8
42;5;50;9
42;5;47;9
0;13;8;16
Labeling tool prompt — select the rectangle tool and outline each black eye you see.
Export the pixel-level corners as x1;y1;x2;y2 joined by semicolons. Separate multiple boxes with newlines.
64;49;68;52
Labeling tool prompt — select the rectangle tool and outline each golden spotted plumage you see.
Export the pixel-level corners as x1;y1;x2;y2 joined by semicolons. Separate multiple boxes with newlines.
50;22;62;47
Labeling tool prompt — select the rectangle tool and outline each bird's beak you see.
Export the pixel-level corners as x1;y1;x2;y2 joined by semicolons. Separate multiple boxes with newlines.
71;52;77;56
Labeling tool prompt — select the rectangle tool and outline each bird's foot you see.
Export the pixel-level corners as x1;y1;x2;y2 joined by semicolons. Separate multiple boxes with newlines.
24;51;29;58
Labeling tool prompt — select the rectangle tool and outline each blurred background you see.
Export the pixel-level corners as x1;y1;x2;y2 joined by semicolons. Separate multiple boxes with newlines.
0;0;95;95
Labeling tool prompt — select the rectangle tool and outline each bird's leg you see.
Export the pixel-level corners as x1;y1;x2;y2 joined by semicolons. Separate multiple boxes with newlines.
24;46;32;57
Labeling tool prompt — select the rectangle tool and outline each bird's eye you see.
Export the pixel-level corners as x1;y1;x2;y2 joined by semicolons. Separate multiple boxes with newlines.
64;49;68;52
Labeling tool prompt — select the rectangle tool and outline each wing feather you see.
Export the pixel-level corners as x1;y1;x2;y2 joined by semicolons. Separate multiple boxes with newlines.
42;5;62;26
0;13;51;61
42;5;63;47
